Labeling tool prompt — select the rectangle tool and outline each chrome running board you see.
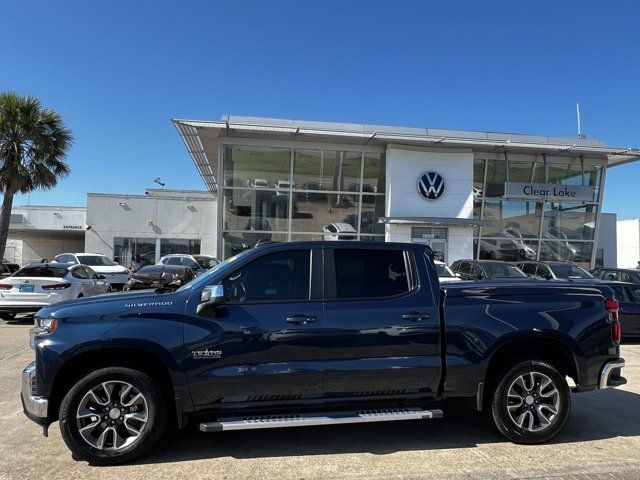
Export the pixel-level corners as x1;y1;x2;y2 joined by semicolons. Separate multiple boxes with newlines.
199;408;443;432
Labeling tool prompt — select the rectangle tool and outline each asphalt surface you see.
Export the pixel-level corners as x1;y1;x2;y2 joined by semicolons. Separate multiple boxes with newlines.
1;318;640;480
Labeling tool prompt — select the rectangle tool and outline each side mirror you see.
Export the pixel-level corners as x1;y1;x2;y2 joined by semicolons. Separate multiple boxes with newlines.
197;285;225;313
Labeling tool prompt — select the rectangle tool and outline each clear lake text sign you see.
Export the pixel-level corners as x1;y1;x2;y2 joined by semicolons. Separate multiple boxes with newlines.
504;182;595;202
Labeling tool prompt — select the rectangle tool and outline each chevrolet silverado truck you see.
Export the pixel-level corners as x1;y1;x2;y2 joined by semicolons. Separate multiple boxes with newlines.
22;241;626;464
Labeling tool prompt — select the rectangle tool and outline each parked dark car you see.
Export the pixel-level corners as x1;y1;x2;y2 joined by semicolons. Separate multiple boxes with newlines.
592;267;640;285
0;262;20;278
124;264;195;291
23;242;625;464
450;259;529;280
600;281;640;337
517;261;596;281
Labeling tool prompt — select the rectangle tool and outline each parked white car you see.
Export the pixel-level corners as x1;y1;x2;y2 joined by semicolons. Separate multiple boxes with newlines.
322;223;357;241
434;260;462;283
276;180;293;195
158;254;220;276
53;253;129;290
0;263;110;319
253;178;269;188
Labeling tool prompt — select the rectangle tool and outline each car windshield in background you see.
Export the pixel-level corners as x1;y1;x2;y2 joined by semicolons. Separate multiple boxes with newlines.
484;264;527;278
14;266;68;277
78;256;116;267
435;264;454;277
551;264;595;279
195;256;218;269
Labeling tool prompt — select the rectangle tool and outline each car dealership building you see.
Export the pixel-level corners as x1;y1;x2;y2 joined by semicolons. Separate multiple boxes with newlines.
173;115;640;267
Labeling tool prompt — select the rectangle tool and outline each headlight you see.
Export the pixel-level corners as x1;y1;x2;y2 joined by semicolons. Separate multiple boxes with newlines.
29;317;58;349
33;317;58;334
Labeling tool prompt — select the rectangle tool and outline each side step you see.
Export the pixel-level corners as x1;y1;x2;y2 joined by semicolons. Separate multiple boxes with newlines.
199;408;443;432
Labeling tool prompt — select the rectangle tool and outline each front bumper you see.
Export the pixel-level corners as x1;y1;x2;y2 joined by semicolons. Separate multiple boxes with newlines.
598;358;626;389
21;362;48;422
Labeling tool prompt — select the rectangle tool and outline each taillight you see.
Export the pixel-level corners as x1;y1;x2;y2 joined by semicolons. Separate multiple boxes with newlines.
42;283;72;291
0;284;12;290
605;297;621;344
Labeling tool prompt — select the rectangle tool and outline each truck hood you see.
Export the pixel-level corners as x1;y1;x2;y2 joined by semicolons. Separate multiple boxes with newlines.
35;288;182;319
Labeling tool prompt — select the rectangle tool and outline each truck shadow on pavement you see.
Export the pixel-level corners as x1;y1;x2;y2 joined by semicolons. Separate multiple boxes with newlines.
136;387;640;465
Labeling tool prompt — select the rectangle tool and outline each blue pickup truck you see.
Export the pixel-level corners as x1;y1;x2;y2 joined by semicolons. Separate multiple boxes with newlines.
22;241;626;464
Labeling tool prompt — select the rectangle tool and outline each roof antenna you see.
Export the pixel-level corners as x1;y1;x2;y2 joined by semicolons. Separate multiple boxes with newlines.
576;102;587;139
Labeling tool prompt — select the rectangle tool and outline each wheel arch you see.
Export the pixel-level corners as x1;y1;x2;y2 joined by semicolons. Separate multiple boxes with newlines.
48;345;185;428
480;335;579;411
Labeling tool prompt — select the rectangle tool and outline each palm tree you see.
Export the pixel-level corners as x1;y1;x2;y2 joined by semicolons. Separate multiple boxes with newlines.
0;92;73;262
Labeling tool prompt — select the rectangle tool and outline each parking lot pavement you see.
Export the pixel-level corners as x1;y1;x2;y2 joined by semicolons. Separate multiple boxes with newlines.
1;322;640;480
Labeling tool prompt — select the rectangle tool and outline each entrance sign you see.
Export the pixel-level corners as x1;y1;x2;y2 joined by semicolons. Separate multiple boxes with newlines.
504;182;595;202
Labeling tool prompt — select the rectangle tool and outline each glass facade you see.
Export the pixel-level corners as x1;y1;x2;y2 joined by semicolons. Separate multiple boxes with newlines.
473;154;605;267
114;237;201;269
221;146;386;258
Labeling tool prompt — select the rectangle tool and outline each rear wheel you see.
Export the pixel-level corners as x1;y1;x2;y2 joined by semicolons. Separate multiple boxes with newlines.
59;367;167;464
489;359;570;444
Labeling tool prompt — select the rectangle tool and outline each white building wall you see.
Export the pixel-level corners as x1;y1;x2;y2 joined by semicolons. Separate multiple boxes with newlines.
384;145;474;262
85;190;217;262
617;219;640;268
595;213;617;268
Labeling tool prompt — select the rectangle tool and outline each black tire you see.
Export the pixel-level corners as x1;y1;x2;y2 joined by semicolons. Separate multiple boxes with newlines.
0;312;16;320
489;359;570;444
59;367;167;465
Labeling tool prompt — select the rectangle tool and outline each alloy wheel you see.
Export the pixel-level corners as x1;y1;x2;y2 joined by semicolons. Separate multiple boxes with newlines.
506;371;560;432
75;381;149;451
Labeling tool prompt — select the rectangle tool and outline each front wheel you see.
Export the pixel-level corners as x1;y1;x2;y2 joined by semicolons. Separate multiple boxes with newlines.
59;367;167;464
489;359;570;444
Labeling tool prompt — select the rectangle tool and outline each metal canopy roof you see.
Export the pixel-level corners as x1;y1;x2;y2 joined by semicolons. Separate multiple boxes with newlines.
173;115;640;191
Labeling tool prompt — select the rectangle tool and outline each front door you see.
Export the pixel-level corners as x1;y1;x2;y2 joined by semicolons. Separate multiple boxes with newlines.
411;227;447;263
322;245;441;397
183;247;324;406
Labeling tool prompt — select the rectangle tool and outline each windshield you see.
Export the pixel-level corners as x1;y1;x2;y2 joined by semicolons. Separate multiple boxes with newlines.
435;263;455;277
550;264;595;279
483;263;527;278
195;256;219;269
15;266;68;278
176;250;253;291
79;255;116;267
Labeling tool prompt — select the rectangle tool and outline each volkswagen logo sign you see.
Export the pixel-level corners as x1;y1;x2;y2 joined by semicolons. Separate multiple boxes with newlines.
417;171;445;200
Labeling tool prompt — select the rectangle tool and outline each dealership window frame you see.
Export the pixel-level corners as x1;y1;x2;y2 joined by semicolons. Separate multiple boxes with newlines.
472;152;607;268
218;141;386;259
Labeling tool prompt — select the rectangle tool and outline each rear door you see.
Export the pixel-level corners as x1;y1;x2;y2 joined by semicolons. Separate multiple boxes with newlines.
183;247;324;406
622;285;640;337
322;245;441;397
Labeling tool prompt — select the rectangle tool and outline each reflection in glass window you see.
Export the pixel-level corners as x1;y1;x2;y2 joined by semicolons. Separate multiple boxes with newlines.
508;160;545;183
363;153;385;193
478;237;537;261
473;159;485;195
113;238;156;269
160;239;201;256
221;232;288;259
360;196;385;235
223;146;290;188
291;193;359;233
222;188;289;232
547;158;583;186
539;240;592;265
541;203;597;241
482;200;542;238
485;159;506;197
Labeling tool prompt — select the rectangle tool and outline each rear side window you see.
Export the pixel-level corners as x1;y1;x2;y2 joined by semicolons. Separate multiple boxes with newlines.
602;270;621;281
333;249;409;299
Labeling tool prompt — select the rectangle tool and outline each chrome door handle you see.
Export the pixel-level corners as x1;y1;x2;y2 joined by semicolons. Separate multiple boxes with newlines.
286;315;316;325
402;312;430;321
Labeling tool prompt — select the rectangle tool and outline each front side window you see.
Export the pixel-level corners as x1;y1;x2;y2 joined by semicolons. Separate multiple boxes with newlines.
222;250;311;302
333;249;409;299
602;270;621;281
